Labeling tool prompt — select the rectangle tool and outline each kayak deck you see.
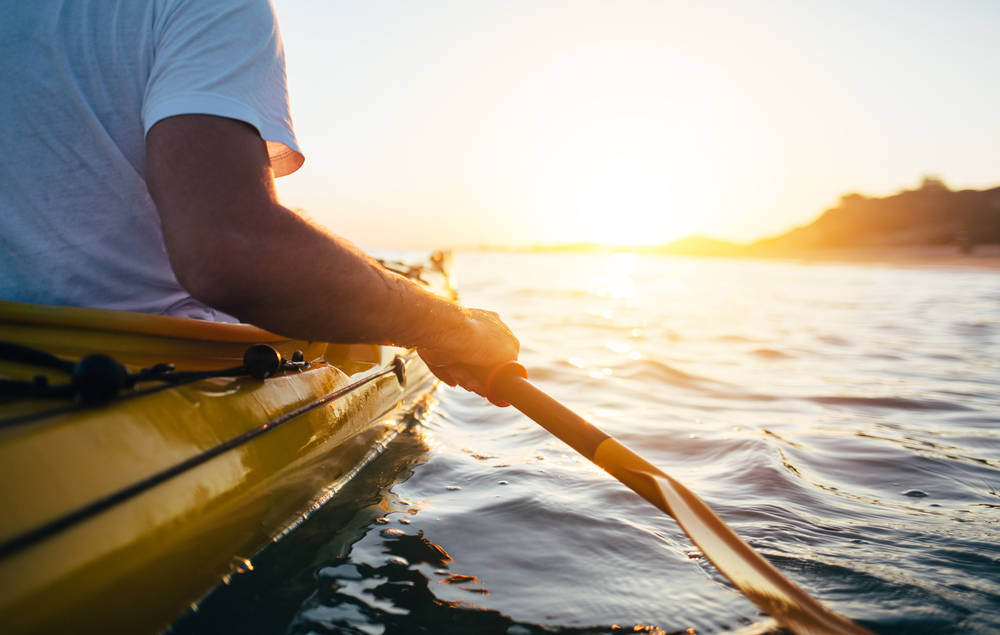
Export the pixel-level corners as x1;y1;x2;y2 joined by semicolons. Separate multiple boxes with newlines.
0;259;448;634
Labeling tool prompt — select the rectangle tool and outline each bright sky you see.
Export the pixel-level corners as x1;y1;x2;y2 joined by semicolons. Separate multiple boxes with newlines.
272;0;1000;248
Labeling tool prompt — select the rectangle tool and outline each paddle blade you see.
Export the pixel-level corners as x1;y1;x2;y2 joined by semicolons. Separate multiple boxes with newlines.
594;438;874;635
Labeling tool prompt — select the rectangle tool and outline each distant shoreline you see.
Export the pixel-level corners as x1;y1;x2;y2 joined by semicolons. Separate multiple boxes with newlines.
470;244;1000;270
709;244;1000;270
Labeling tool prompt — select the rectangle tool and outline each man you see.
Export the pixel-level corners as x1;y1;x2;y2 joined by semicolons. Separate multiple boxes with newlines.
0;0;518;395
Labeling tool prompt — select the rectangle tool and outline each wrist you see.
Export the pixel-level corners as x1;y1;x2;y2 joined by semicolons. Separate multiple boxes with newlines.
391;280;469;352
414;297;469;352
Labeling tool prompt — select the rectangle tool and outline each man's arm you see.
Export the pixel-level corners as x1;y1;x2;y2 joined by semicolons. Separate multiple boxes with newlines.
146;114;517;394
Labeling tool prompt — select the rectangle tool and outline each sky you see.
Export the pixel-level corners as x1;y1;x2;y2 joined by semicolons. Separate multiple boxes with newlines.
271;0;1000;249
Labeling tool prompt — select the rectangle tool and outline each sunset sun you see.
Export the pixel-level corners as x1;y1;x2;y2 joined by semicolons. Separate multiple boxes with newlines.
475;40;770;246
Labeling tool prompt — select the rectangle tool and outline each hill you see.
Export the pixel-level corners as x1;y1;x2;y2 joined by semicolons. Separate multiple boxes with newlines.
650;177;1000;257
752;177;1000;251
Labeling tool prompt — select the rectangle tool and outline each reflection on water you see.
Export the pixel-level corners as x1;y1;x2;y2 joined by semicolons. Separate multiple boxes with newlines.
591;252;637;299
170;429;739;635
175;252;1000;635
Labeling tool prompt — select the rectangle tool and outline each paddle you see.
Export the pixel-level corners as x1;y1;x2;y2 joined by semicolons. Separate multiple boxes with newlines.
465;361;875;635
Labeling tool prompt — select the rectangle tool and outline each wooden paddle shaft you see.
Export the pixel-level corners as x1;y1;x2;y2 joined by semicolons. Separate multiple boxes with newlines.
493;374;610;459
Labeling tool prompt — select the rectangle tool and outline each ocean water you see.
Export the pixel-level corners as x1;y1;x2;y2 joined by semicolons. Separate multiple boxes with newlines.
171;251;1000;635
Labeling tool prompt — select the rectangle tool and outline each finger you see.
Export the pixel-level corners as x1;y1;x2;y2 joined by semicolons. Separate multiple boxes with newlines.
445;365;487;398
417;348;457;368
461;379;487;399
417;349;460;387
427;363;458;387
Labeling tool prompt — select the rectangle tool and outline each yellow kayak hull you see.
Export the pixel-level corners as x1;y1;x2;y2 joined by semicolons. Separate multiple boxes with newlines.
0;299;440;634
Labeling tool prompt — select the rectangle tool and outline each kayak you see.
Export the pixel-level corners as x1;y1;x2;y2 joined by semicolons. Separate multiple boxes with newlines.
0;254;451;635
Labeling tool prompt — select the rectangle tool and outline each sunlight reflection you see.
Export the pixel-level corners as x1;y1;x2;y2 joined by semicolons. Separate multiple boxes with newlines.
591;253;637;299
608;253;637;275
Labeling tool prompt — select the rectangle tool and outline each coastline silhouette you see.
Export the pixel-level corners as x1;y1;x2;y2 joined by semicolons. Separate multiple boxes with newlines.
507;176;1000;264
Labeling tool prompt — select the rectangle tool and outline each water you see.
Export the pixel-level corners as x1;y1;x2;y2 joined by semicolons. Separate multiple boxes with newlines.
171;252;1000;635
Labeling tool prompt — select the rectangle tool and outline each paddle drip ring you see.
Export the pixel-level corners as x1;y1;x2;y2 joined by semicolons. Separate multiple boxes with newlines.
484;361;527;408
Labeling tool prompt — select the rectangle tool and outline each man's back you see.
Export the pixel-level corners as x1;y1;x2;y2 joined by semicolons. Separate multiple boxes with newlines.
0;0;300;320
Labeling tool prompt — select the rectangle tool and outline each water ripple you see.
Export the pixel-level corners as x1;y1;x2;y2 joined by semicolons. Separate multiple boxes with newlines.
176;252;1000;635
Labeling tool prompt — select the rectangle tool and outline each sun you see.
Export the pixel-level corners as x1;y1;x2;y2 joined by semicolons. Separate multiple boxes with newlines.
476;40;771;247
535;147;696;245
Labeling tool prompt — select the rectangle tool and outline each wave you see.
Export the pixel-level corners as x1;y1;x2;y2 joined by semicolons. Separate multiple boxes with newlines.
807;396;975;412
751;348;793;359
613;358;718;388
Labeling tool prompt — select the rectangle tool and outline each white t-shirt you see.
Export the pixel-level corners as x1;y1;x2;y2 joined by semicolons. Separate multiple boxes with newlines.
0;0;303;320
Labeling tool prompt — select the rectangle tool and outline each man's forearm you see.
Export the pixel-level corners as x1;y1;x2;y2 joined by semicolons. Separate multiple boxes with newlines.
168;200;468;350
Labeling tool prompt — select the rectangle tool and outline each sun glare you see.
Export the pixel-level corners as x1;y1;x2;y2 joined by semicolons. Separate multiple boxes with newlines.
539;149;690;245
591;252;637;298
478;40;771;246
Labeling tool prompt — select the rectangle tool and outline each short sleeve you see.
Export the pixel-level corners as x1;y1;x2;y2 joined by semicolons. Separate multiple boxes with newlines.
144;0;303;176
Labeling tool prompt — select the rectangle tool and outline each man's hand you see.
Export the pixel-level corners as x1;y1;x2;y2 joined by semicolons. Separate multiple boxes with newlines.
417;308;520;398
146;113;519;396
